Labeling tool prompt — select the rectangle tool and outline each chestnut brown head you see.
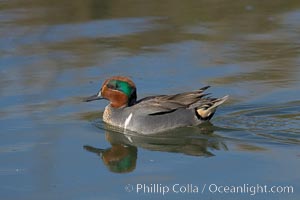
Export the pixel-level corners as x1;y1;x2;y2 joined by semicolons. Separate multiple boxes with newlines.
85;76;137;108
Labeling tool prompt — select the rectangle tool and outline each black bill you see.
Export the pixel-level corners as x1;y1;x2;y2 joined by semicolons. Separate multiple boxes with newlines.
84;94;103;102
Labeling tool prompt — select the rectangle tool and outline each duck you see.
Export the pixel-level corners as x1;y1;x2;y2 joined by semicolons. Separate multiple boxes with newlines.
85;76;228;134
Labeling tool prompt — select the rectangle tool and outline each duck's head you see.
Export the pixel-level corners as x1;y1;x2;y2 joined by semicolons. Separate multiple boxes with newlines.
85;76;137;108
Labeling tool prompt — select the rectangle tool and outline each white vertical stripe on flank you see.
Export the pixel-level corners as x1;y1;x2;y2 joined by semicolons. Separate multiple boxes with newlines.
124;113;133;129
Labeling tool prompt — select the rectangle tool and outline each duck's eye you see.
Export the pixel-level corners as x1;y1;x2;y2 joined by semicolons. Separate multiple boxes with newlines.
107;83;115;89
107;80;120;90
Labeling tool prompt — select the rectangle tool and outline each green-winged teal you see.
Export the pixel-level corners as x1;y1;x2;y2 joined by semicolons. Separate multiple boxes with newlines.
85;76;228;134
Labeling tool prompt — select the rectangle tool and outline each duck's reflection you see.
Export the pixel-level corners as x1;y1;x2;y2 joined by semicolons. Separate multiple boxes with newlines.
84;144;137;173
84;123;227;173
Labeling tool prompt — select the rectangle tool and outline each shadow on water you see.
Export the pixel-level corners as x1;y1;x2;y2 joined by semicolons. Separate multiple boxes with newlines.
83;121;227;173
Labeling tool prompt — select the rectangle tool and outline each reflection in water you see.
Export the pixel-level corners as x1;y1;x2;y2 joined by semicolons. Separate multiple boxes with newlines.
84;124;227;173
84;144;137;174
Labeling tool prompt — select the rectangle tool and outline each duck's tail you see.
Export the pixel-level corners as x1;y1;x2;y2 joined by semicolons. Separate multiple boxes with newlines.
196;95;229;120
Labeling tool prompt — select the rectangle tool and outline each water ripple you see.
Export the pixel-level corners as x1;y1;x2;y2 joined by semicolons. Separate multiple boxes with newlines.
0;17;161;52
216;101;300;145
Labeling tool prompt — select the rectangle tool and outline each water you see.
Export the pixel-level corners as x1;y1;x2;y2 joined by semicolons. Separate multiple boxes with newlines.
1;1;300;199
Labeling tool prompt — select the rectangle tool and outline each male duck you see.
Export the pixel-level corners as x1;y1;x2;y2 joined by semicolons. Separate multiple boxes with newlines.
85;76;228;134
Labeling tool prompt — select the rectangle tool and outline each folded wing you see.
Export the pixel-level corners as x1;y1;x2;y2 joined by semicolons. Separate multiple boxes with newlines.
135;86;227;116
